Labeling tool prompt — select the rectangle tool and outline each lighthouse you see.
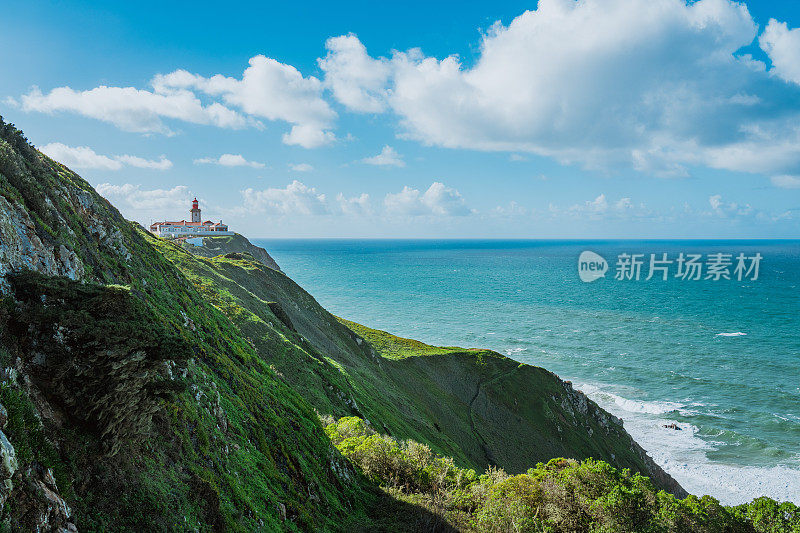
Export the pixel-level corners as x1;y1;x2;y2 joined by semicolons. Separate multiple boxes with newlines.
149;198;232;237
190;198;201;223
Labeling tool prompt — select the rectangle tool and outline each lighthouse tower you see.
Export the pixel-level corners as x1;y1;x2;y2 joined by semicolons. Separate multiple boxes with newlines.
190;198;201;223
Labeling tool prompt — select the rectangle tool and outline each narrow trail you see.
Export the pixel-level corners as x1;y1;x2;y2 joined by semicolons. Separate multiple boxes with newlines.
467;364;522;467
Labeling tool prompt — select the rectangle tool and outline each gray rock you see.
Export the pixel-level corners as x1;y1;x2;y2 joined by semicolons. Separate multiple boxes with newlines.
0;429;18;504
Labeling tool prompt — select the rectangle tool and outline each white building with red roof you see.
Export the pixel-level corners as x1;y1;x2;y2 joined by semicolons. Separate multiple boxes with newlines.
149;198;233;238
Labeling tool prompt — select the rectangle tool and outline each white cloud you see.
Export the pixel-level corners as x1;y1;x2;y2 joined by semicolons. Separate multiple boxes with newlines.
615;197;634;210
21;86;246;134
20;55;335;145
241;180;329;215
546;193;648;220
194;153;265;168
321;1;800;178
337;192;372;215
709;193;753;217
492;201;528;216
384;182;470;216
96;183;189;210
586;194;609;213
760;19;800;85
282;124;336;148
40;142;172;170
771;175;800;189
709;194;723;211
361;145;405;167
153;56;336;147
22;1;800;182
319;34;391;113
289;163;314;172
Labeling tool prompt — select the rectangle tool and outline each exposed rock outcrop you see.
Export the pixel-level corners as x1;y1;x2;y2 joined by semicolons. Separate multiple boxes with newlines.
0;191;84;293
182;233;281;272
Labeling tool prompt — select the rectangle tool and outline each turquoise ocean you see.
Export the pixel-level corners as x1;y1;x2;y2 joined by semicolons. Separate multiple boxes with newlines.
255;239;800;505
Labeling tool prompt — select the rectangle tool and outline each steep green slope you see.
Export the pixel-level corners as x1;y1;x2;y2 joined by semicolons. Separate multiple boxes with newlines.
162;241;685;497
181;234;282;272
5;114;795;532
0;117;380;531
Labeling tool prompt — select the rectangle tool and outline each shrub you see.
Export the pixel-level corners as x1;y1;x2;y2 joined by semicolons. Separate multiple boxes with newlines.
325;416;800;533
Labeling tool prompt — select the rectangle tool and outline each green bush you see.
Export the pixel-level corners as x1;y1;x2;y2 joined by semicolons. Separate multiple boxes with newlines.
326;416;800;533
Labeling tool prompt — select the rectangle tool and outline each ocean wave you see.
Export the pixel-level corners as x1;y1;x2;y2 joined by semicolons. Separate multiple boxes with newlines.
715;332;747;337
574;381;800;505
576;384;682;415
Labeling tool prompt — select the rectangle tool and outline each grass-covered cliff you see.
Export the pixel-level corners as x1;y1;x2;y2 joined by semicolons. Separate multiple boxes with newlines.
161;238;683;496
181;234;282;272
0;117;372;531
0;115;798;531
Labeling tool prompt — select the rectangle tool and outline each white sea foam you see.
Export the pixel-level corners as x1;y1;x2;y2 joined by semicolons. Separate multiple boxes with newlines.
574;382;800;505
625;414;800;505
577;384;682;415
716;332;747;337
505;347;528;355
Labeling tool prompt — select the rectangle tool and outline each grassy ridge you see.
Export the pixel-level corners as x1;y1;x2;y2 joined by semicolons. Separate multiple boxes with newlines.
164;240;683;496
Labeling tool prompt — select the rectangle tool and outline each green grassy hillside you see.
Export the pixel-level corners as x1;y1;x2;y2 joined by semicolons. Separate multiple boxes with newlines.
0;118;377;530
1;115;797;532
160;237;684;497
181;234;282;272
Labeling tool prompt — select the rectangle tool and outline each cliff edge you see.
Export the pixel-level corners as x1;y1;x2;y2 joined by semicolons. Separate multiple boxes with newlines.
182;233;281;272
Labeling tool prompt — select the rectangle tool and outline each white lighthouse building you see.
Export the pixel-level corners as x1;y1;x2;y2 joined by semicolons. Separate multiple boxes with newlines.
149;198;233;238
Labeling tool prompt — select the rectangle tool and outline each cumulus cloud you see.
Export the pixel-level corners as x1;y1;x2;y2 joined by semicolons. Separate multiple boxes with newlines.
96;183;189;210
709;193;753;217
321;0;800;178
337;192;372;215
289;163;314;172
194;153;265;168
361;145;405;167
760;19;800;85
21;0;800;180
771;175;800;189
40;142;172;170
492;201;528;216
384;182;470;216
152;56;335;146
545;193;647;220
241;180;329;215
21;86;246;135
20;55;335;146
282;124;336;148
319;34;391;113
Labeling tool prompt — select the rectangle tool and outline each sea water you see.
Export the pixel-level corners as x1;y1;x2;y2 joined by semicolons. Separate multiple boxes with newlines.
255;239;800;505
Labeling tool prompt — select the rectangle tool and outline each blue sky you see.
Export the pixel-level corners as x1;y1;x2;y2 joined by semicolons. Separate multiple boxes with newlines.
2;0;800;238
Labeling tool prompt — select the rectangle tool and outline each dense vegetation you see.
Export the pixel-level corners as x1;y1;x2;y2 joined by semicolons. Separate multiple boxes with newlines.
327;416;800;532
0;117;370;531
157;239;684;496
1;115;798;531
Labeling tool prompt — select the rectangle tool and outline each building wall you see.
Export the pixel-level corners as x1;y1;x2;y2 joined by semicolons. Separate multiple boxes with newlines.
154;226;232;237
